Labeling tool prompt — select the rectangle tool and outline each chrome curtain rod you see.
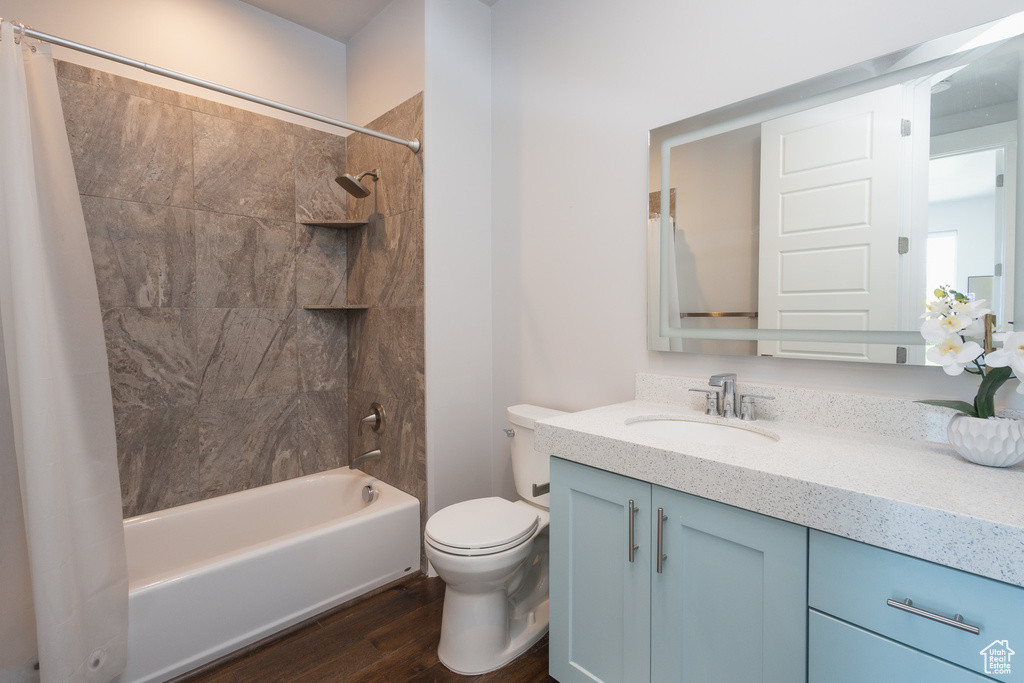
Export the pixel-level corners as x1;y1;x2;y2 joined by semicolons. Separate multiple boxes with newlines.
4;21;421;153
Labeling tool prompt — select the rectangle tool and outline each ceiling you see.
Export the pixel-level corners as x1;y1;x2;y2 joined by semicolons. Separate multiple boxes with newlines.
929;149;998;203
930;52;1018;136
240;0;498;44
239;0;393;42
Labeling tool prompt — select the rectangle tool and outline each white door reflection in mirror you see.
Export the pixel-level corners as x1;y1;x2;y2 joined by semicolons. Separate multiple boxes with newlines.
757;86;906;362
929;143;1014;327
648;14;1024;363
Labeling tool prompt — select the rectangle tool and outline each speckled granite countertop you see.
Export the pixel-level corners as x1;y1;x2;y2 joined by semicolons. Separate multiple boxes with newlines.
535;395;1024;588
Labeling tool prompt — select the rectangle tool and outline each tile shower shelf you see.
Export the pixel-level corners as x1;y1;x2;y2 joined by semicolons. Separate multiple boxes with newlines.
301;305;370;311
300;220;369;229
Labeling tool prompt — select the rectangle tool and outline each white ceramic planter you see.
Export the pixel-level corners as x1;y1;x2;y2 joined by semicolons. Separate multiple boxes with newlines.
947;414;1024;468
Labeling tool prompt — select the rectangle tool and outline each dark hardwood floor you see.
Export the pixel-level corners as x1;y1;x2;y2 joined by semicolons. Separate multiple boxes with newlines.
179;576;557;683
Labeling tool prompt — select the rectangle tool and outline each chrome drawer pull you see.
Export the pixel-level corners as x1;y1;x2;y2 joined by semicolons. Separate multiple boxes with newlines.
628;500;639;563
886;598;981;635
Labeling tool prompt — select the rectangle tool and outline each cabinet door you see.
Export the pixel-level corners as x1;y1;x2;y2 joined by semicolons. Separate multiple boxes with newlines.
810;610;994;682
550;458;652;683
651;487;807;683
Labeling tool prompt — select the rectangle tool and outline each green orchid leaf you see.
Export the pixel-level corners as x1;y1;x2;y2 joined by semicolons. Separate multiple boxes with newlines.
915;399;977;417
974;366;1013;419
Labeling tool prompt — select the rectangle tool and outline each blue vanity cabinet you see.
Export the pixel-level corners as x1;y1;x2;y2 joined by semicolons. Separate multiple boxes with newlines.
651;486;808;683
550;457;808;683
549;456;652;683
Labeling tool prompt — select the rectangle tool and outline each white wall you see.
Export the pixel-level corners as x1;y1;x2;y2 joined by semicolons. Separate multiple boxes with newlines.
346;0;425;126
423;0;493;513
347;0;493;514
490;0;1024;497
930;195;998;295
0;0;347;134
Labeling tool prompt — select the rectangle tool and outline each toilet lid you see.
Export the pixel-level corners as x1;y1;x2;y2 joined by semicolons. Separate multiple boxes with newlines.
425;497;539;553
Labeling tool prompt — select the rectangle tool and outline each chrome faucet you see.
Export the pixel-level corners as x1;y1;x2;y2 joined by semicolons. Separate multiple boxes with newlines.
351;448;382;468
691;373;774;420
709;373;738;419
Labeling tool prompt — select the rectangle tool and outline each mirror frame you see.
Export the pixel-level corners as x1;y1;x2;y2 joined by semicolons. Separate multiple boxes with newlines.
651;13;1024;348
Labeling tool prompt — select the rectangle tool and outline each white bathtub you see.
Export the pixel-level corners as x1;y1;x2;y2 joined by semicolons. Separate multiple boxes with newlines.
118;467;420;683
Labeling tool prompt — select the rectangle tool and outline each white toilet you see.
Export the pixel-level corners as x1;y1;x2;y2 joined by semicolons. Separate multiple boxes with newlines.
425;404;565;675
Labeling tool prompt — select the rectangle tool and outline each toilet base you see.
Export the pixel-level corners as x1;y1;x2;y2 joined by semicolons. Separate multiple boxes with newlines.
437;590;550;675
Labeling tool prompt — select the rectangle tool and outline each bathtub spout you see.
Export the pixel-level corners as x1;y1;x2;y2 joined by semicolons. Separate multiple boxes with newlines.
351;449;382;468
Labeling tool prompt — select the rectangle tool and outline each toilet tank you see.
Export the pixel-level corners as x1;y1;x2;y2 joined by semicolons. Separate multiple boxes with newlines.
507;404;567;509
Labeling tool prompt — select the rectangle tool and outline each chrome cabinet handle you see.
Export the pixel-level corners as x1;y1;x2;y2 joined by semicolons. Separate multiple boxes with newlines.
886;598;980;635
628;500;639;563
656;508;668;574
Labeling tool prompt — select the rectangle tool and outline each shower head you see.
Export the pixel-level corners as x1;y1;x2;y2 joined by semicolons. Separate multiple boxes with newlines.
335;169;380;198
335;174;371;198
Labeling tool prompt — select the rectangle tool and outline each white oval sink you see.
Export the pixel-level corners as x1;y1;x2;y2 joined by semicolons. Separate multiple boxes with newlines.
626;418;778;446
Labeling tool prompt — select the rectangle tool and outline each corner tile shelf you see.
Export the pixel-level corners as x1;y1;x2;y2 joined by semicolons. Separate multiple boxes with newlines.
301;304;369;311
300;220;369;229
299;220;369;311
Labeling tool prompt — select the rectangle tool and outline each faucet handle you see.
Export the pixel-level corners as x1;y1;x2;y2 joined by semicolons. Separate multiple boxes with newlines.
359;402;386;435
739;394;774;421
689;388;719;416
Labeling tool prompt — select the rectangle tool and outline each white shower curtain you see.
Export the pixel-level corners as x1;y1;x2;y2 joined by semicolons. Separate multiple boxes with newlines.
0;21;128;683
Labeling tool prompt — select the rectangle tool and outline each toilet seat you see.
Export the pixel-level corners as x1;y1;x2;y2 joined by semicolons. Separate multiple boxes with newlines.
426;497;539;557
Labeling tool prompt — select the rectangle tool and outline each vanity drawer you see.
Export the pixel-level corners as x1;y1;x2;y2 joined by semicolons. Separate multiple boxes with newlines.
809;530;1024;681
809;610;993;682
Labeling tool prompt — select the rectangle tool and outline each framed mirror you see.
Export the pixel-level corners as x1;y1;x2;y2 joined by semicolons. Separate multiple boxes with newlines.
649;13;1024;364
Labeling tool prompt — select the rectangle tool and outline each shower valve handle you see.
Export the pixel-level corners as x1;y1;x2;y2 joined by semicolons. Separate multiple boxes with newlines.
359;402;386;434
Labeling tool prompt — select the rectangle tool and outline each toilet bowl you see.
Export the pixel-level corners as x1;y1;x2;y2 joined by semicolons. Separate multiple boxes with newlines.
425;404;565;675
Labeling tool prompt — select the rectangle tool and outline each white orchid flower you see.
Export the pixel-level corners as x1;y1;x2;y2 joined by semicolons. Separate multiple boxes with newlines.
925;335;983;376
921;299;951;319
921;318;950;344
939;314;969;335
951;298;989;316
921;316;972;341
984;330;1024;393
948;298;987;321
960;315;987;339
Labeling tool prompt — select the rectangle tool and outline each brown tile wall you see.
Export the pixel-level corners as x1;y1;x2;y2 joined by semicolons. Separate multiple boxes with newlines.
56;61;354;517
344;94;427;541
